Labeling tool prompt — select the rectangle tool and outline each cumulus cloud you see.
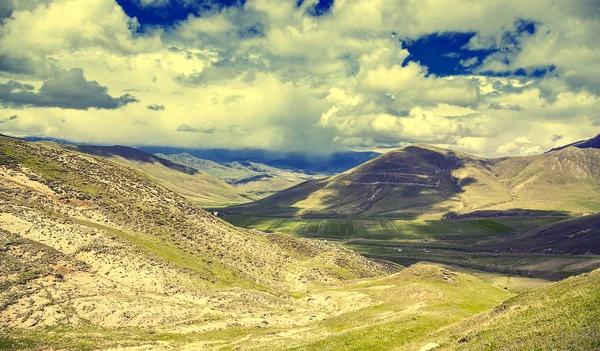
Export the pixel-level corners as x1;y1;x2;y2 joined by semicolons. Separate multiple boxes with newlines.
0;68;138;110
496;137;545;156
0;0;598;156
459;57;479;68
0;55;37;75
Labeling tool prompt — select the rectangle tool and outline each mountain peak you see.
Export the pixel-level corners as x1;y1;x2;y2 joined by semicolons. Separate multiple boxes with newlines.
546;133;600;153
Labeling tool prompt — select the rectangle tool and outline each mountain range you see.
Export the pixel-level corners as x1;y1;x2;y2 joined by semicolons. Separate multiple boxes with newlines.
126;146;380;174
227;134;600;219
1;135;599;350
156;152;324;199
58;144;251;206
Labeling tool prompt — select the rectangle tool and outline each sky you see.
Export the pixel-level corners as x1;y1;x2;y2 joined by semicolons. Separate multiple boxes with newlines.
0;0;599;156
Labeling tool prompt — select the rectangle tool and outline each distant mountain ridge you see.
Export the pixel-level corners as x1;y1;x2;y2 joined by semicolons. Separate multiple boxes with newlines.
56;144;251;206
156;152;325;199
228;137;600;219
139;146;381;174
21;136;380;174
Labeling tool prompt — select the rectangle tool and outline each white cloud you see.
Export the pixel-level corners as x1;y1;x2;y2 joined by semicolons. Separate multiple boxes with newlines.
496;137;545;156
0;0;598;157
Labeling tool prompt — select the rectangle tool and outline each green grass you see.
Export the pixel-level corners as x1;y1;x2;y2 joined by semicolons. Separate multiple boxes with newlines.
223;216;566;240
71;218;264;290
428;269;600;351
222;215;600;280
273;265;513;351
469;220;513;233
0;326;160;351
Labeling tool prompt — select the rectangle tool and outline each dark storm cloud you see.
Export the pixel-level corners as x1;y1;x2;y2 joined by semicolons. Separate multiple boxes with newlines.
0;68;138;110
146;104;165;111
0;55;37;75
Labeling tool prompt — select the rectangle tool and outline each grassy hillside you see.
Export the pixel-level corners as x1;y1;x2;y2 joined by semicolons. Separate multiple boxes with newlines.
157;152;322;199
228;145;511;218
489;146;600;214
1;136;597;350
488;213;600;255
226;142;600;219
58;144;251;206
415;268;600;351
270;264;514;351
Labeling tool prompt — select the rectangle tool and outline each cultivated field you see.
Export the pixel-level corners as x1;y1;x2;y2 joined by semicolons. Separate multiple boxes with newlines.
224;215;600;280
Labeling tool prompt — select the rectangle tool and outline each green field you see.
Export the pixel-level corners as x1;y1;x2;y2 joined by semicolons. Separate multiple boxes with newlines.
224;215;563;242
224;215;600;280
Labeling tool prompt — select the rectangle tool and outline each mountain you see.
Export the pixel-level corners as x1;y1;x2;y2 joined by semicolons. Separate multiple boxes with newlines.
21;137;380;174
0;135;399;334
489;145;600;215
227;145;512;218
157;152;324;199
1;135;525;351
54;144;250;207
227;142;600;218
546;133;600;152
138;146;380;174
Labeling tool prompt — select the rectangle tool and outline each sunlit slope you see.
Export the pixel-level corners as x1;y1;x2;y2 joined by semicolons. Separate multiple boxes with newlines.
229;145;512;218
417;268;600;351
489;146;600;213
0;135;397;331
64;144;250;206
274;264;513;351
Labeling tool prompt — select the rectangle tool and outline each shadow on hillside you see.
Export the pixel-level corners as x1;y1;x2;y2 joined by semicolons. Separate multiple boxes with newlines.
446;208;571;219
300;148;478;217
226;147;479;219
75;145;199;175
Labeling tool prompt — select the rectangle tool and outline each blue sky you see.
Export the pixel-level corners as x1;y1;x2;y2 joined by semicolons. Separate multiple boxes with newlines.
0;0;599;156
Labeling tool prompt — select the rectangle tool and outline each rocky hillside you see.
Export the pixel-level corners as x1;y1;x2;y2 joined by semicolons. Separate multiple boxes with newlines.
55;144;250;206
0;135;397;332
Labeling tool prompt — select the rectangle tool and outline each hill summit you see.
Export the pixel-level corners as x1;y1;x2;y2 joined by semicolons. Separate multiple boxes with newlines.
547;133;600;152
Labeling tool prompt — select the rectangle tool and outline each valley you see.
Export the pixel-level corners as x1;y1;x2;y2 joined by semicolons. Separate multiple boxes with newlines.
156;152;325;200
223;215;600;281
1;135;599;350
2;2;599;349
